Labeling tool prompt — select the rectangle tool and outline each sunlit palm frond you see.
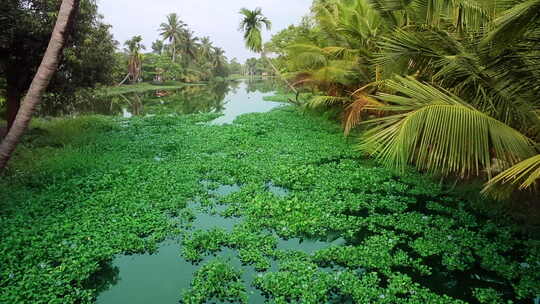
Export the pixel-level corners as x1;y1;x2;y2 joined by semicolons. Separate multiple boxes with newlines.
358;76;535;177
306;95;349;109
311;60;357;85
286;44;328;68
482;154;540;200
323;46;362;60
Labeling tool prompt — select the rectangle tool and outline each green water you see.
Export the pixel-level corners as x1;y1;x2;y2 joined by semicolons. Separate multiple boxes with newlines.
95;178;346;304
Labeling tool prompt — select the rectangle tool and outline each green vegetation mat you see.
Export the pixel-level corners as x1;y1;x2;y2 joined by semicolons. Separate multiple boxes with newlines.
98;82;203;96
0;108;538;303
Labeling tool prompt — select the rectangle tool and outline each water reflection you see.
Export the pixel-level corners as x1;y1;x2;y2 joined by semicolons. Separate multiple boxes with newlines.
245;78;281;93
84;260;120;294
40;80;281;121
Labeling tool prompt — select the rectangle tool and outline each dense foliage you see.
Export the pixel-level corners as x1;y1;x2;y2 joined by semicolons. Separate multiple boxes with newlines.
126;13;231;84
1;107;538;303
0;0;118;124
267;0;540;201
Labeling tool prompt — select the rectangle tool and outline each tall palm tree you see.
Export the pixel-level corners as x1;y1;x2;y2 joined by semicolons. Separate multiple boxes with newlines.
180;29;200;64
239;8;272;53
159;13;185;62
0;0;80;171
198;36;214;62
212;47;227;69
239;8;298;93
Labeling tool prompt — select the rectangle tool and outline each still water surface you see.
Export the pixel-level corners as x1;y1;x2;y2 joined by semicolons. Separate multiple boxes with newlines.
96;179;345;304
47;80;284;124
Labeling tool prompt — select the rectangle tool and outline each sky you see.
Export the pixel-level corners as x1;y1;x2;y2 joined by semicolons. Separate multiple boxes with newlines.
97;0;312;63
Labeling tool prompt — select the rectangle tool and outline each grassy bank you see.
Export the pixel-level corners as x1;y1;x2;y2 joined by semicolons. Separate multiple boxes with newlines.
0;108;538;303
98;82;206;96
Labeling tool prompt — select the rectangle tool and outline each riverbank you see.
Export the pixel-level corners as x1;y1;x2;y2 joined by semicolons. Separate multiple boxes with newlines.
1;106;538;303
99;81;206;96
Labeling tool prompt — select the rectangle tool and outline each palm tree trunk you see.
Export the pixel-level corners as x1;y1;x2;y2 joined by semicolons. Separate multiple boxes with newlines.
118;73;130;86
5;86;22;131
0;0;79;172
172;37;176;63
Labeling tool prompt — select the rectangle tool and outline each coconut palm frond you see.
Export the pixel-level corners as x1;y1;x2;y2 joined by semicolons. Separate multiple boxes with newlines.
306;96;350;109
358;76;535;177
343;93;383;136
244;28;263;53
310;60;357;85
368;0;415;11
323;46;363;60
481;0;540;46
482;154;540;200
286;44;328;68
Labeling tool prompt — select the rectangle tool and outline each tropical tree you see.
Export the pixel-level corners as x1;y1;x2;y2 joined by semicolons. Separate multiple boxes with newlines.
239;8;272;53
212;47;226;68
269;0;540;200
0;0;117;131
180;29;200;64
211;47;229;77
245;58;258;77
159;13;185;62
198;36;214;62
239;8;298;93
120;36;145;85
0;0;80;171
228;58;243;75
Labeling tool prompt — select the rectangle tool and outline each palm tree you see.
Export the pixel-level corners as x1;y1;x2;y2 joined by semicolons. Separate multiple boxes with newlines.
239;8;297;93
286;0;391;130
0;0;79;171
159;13;185;62
180;29;200;64
272;0;540;198
362;0;540;183
198;36;214;62
212;47;227;69
121;36;145;84
239;8;272;53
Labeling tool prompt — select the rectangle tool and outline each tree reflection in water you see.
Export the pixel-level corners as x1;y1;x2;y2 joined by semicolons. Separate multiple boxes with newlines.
83;260;120;295
36;80;280;118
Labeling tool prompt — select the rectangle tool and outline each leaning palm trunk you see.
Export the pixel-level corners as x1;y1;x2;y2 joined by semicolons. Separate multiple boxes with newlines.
118;73;130;86
0;0;79;172
262;51;297;94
